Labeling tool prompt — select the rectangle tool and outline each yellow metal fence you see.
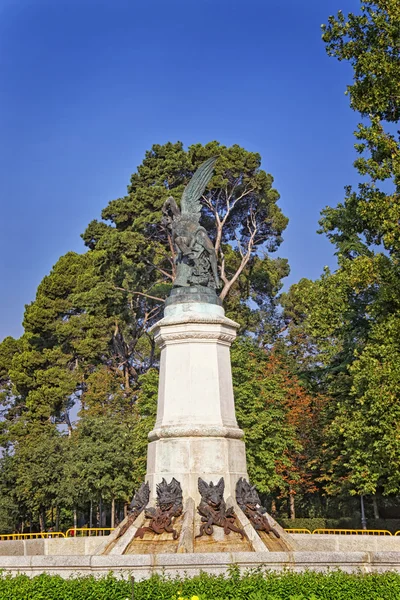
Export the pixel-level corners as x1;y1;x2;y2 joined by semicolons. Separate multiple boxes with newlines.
1;527;399;540
0;532;65;541
284;528;312;534
284;528;393;536
65;528;115;537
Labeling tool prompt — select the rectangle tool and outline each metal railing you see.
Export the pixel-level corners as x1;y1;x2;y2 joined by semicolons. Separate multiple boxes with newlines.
65;527;115;537
284;528;311;534
312;528;392;536
0;532;65;541
0;527;396;540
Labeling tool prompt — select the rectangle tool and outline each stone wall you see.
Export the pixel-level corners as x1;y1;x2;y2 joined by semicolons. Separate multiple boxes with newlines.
0;537;103;557
294;534;400;553
1;535;400;579
0;551;400;578
2;533;400;557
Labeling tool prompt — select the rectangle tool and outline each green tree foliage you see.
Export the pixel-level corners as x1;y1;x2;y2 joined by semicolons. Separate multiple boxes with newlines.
232;340;297;495
0;140;291;532
280;1;400;500
0;453;19;533
83;140;289;336
12;421;65;531
321;0;400;256
130;368;158;489
232;339;321;517
281;259;400;496
319;0;400;497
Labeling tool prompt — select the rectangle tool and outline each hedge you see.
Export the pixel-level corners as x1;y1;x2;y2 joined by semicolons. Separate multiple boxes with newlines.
279;517;400;533
1;568;400;599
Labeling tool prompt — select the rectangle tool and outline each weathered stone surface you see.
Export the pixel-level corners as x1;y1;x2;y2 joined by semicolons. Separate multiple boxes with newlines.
85;538;105;554
292;535;337;552
291;551;370;573
91;554;153;568
2;550;400;578
231;499;269;553
0;555;31;568
94;516;132;555
1;533;397;560
146;303;248;503
46;538;87;556
109;512;146;555
293;533;400;553
370;551;400;568
0;541;24;556
177;498;195;553
91;554;154;579
30;554;92;569
24;540;45;556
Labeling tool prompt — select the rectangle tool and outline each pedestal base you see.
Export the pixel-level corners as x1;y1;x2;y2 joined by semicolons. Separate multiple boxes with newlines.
146;435;248;502
146;301;248;502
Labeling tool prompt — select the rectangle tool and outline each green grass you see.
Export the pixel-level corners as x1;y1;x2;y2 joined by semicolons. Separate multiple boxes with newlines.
1;567;400;599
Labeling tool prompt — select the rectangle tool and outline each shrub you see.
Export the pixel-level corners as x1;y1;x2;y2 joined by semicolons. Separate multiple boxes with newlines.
280;517;400;533
1;568;400;599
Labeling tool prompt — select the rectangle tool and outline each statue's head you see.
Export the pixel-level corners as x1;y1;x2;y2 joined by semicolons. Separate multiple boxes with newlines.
162;196;180;229
198;477;225;508
236;478;261;510
156;478;183;513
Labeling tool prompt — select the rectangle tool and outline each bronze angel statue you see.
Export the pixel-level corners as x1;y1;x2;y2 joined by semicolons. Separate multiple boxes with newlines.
162;157;221;289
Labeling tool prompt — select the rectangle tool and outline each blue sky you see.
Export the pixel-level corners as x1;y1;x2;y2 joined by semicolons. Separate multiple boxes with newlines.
0;0;361;341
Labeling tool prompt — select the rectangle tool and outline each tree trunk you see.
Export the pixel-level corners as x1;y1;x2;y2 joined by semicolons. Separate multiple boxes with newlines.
99;496;103;529
111;498;115;528
360;495;367;529
39;508;46;532
124;502;128;519
372;495;380;520
89;500;93;528
289;492;296;520
271;499;277;516
124;366;130;391
73;507;77;530
55;507;60;532
64;410;73;437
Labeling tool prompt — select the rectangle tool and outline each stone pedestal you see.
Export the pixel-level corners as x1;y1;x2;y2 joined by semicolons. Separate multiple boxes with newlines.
146;301;248;502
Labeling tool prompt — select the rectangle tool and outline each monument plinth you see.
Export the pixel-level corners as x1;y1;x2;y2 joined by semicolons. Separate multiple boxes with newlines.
146;296;248;502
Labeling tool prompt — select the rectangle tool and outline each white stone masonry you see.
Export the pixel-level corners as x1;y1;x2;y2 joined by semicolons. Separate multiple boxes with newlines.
146;302;248;502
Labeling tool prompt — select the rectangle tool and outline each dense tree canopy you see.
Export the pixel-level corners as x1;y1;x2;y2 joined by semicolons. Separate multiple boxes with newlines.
0;141;297;531
280;0;400;500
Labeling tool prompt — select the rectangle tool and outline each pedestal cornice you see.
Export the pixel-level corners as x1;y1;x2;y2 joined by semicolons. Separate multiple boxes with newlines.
152;313;240;330
151;310;240;348
148;424;245;442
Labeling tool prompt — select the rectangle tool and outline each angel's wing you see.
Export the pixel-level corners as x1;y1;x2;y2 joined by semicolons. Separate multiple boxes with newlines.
181;156;217;218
